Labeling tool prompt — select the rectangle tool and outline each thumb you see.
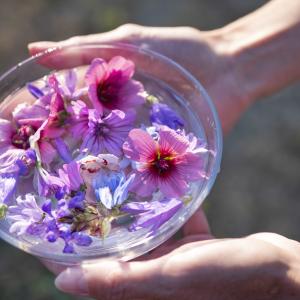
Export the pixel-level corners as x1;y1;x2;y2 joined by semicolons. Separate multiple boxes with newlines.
55;258;163;299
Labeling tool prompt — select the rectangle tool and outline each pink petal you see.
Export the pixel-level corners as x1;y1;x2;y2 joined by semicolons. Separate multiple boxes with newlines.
105;109;136;128
176;152;205;181
88;84;103;115
123;129;156;162
159;127;189;155
116;80;145;111
85;58;108;85
159;174;188;198
39;141;57;164
129;171;157;197
107;56;134;80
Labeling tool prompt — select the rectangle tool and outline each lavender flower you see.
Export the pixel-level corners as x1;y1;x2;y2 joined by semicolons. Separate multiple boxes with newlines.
0;149;37;205
150;103;184;130
121;197;183;235
7;194;49;236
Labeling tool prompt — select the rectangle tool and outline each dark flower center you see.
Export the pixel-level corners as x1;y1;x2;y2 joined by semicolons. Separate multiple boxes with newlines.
11;125;36;150
96;71;123;105
152;153;174;176
94;122;109;137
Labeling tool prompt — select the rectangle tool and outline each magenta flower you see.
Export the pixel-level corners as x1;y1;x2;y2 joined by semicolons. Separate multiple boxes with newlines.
81;109;135;156
85;57;145;115
123;126;205;198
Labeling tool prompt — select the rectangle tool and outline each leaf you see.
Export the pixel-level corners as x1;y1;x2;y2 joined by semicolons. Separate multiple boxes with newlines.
99;217;112;239
0;203;7;219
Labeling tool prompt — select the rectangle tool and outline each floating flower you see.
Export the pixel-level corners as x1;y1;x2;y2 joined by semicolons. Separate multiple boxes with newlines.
123;126;205;197
93;170;135;209
81;109;135;156
0;149;37;206
150;103;184;130
85;56;145;114
121;197;183;235
7;194;49;236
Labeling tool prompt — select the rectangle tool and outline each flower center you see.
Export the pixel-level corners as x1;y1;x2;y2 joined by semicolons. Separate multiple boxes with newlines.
95;122;109;137
96;71;123;104
152;154;174;176
11;125;36;150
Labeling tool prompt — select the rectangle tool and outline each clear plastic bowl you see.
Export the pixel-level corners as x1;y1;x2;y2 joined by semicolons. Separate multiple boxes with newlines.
0;43;222;265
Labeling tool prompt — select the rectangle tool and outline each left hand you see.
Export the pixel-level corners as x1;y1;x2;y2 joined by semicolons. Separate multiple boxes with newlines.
53;212;300;300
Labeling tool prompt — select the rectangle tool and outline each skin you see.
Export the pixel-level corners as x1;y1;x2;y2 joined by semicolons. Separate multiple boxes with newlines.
28;0;300;299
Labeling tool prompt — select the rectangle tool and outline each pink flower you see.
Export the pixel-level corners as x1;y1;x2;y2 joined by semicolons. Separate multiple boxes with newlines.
123;126;205;198
81;109;135;156
85;56;145;115
28;92;68;164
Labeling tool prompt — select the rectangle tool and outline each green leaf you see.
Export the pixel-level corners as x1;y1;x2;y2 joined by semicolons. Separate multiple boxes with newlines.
0;203;8;219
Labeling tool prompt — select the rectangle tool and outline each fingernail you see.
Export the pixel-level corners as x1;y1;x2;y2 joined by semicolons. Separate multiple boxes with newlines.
55;267;88;296
28;41;57;50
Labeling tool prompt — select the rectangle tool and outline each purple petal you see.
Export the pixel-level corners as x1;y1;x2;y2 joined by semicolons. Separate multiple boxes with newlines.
63;242;75;254
27;83;44;99
150;103;184;129
0;175;17;205
65;69;77;94
54;137;72;163
72;232;92;246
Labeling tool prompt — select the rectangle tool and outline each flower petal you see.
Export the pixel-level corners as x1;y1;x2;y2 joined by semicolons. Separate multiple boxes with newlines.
158;126;189;155
123;129;156;162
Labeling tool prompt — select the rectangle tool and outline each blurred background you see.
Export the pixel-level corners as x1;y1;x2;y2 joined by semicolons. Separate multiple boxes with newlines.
1;0;300;299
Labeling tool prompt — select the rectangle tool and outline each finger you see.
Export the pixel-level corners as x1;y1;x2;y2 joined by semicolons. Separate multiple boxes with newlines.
27;25;146;70
183;207;213;237
55;258;165;299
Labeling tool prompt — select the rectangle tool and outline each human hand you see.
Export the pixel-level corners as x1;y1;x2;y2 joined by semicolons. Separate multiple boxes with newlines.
54;228;300;300
28;24;253;134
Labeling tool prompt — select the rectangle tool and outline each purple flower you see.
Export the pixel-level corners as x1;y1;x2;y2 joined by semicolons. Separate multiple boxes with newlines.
81;109;135;156
0;149;37;205
34;167;65;197
92;170;135;209
123;126;205;198
121;197;183;235
150;103;185;130
68;191;85;210
85;57;145;115
58;161;84;193
7;194;49;236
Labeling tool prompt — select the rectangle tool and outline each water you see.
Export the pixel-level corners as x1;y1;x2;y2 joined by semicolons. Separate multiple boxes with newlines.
0;66;211;264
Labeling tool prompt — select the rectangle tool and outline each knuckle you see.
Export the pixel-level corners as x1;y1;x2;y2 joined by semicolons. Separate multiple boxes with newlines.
116;23;143;39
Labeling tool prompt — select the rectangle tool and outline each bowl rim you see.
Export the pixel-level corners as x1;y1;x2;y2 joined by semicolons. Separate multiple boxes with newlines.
0;42;223;263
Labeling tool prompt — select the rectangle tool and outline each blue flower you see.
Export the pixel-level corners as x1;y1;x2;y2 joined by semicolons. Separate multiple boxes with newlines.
93;171;135;209
150;103;184;130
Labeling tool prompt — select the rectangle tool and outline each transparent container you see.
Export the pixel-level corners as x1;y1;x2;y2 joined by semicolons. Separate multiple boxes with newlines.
0;43;222;265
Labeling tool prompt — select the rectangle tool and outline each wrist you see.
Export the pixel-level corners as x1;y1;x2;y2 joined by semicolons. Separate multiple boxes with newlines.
214;0;300;106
